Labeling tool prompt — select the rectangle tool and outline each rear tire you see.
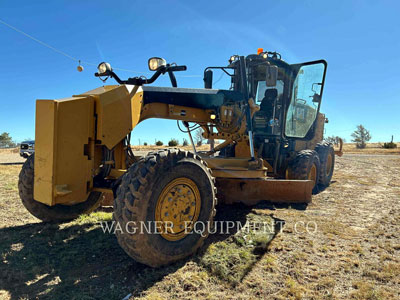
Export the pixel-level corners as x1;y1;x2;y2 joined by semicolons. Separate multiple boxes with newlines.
18;155;103;222
113;149;216;267
315;141;335;188
287;150;321;194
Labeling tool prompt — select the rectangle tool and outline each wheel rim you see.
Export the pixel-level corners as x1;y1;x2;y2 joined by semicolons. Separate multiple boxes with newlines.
326;153;333;176
155;177;201;241
308;164;317;186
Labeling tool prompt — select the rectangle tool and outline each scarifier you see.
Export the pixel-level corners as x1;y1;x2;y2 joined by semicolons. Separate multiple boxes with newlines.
18;49;342;266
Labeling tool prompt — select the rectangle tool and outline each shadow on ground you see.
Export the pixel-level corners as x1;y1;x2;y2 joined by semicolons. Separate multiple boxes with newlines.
0;201;307;299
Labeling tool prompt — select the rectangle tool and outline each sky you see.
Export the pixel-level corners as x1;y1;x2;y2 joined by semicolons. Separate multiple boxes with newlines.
0;0;399;144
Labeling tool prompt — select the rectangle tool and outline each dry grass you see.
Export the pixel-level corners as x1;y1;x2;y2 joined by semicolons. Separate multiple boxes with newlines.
1;142;398;165
340;142;400;155
0;148;24;164
0;148;19;154
0;154;400;299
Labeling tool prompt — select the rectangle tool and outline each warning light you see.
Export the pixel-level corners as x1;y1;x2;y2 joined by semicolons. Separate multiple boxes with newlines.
257;48;263;55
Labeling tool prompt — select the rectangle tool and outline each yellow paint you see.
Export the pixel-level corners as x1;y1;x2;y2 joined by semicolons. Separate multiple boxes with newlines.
309;164;317;185
109;169;126;178
326;153;333;176
211;169;267;179
203;157;268;179
34;100;57;205
203;157;259;169
33;84;222;206
95;85;141;149
34;96;95;205
235;140;251;157
155;177;201;241
55;184;72;197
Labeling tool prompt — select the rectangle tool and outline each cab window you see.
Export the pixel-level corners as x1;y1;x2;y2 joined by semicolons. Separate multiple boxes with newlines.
255;80;284;103
285;63;325;138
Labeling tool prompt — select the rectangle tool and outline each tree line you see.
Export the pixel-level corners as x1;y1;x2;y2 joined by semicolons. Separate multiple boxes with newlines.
0;132;16;148
327;124;396;149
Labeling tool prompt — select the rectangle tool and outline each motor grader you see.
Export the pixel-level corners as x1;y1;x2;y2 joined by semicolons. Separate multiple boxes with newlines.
18;49;340;267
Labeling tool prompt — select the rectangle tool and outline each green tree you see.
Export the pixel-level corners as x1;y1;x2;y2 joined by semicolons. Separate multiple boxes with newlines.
182;138;189;146
351;125;371;149
168;138;179;147
325;135;345;146
383;135;397;149
0;132;16;148
325;135;336;144
155;140;163;146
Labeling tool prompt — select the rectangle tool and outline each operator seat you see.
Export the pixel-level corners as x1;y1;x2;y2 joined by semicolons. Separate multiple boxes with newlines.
260;88;278;115
253;88;278;132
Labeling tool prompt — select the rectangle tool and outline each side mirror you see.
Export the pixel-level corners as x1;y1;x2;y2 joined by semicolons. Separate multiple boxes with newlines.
266;65;278;87
148;57;167;71
204;70;213;89
312;93;321;103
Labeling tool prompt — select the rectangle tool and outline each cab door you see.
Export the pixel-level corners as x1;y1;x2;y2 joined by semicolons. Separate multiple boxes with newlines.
284;60;327;139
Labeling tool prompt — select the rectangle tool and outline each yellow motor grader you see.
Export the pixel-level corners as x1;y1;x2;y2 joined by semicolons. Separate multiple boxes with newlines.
18;49;340;266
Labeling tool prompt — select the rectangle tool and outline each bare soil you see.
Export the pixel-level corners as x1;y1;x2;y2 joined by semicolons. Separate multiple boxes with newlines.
0;154;399;299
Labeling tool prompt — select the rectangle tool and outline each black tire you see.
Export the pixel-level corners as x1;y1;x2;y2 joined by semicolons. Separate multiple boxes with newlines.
114;149;216;267
315;141;335;188
287;150;321;194
18;155;103;222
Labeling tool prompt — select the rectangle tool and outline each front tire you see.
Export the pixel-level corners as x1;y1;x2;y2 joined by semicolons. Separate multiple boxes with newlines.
287;150;321;194
315;141;335;188
18;155;103;222
113;149;216;267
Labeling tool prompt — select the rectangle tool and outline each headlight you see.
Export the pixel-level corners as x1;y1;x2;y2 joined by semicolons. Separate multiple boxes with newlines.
148;57;166;71
97;62;112;75
229;55;238;63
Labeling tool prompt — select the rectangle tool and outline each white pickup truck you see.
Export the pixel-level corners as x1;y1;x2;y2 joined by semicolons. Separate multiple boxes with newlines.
20;140;35;158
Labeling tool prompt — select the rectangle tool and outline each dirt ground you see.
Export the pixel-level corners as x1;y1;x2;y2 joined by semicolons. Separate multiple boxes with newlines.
0;153;399;299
